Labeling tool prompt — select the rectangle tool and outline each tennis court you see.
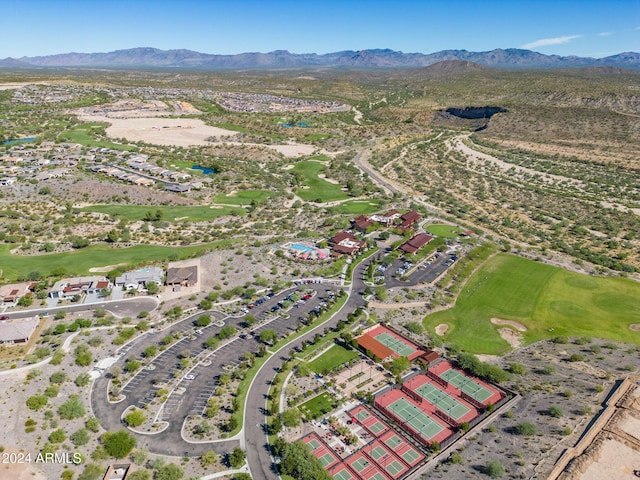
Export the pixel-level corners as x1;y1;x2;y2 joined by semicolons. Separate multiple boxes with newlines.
387;397;445;440
365;442;408;478
330;464;358;480
350;405;390;437
317;450;339;468
379;431;425;466
439;367;494;403
373;331;417;357
412;381;470;420
305;437;322;451
346;453;389;480
302;433;340;468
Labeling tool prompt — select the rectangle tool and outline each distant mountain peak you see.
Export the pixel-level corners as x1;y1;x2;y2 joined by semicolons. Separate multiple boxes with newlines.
1;47;638;70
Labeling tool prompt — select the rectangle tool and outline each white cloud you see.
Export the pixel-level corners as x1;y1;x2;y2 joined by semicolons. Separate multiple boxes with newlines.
522;35;582;49
597;32;614;37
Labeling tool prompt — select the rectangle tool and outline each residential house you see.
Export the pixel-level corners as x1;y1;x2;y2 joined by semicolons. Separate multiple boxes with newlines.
49;276;111;299
0;282;30;304
115;267;164;290
0;317;39;345
165;183;190;193
165;266;198;287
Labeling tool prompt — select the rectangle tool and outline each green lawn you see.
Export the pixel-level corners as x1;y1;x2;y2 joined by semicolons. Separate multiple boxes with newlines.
58;123;136;151
303;133;333;141
213;190;274;206
293;158;350;202
80;204;245;222
423;253;640;354
425;224;466;239
0;241;233;281
308;344;359;374
329;199;386;215
166;159;210;175
299;392;337;419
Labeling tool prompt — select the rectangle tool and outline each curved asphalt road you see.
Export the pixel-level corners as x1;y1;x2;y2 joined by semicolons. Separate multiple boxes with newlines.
2;297;160;320
244;255;375;479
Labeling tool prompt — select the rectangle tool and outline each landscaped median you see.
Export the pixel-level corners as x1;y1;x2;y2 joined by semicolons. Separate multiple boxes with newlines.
226;291;349;437
344;246;379;286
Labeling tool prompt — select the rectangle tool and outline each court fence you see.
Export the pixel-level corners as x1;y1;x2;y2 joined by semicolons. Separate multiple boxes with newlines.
426;369;449;389
460;390;485;410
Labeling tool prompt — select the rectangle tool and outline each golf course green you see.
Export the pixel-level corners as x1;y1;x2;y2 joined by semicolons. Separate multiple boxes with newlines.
423;253;640;354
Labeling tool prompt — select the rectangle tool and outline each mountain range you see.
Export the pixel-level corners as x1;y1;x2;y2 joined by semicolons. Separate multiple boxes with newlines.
1;47;639;70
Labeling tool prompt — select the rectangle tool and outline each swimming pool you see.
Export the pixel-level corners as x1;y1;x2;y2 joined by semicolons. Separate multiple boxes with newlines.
290;243;314;252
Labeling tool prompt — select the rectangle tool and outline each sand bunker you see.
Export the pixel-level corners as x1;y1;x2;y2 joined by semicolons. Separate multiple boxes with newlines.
491;318;528;332
435;323;449;336
318;173;340;184
89;263;127;273
629;324;640;331
498;328;524;349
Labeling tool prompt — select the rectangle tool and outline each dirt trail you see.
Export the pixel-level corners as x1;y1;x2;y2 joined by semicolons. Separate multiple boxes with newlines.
448;135;587;190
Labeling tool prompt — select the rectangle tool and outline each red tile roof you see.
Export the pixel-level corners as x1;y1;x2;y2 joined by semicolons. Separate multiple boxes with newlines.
333;244;359;255
400;210;420;223
330;231;355;244
400;232;433;253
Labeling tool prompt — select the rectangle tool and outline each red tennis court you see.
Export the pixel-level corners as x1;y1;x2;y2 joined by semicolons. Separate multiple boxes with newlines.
429;360;503;406
375;389;454;445
361;325;424;360
362;439;409;479
349;405;390;437
403;374;479;424
302;432;340;468
344;450;392;480
330;463;359;480
379;430;425;467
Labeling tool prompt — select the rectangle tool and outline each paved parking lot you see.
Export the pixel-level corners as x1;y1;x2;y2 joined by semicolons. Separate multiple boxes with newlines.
384;251;458;288
98;282;341;429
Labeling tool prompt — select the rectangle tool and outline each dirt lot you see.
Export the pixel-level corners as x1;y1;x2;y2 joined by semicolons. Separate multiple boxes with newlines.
77;111;321;157
553;379;640;480
78;114;240;147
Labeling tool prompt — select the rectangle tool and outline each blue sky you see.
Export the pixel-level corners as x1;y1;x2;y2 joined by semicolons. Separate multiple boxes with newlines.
2;0;637;58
